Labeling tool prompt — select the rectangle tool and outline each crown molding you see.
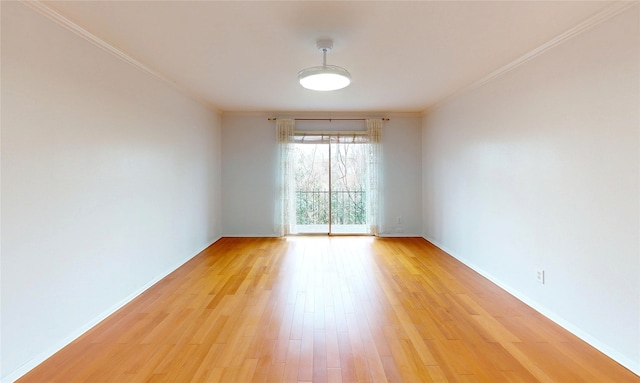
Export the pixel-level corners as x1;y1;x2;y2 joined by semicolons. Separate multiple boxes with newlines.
18;0;636;116
19;0;220;113
425;1;639;114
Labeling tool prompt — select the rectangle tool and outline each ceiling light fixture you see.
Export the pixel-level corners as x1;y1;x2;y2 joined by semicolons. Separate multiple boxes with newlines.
298;39;351;91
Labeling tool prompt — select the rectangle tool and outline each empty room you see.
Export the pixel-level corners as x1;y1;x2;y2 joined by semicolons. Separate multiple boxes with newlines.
1;1;639;382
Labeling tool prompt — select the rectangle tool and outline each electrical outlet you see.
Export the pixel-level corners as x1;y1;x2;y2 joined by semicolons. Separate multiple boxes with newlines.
396;216;402;224
536;269;545;284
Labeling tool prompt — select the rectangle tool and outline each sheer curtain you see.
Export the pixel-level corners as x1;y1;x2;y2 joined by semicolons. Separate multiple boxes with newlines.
366;119;382;236
276;119;295;236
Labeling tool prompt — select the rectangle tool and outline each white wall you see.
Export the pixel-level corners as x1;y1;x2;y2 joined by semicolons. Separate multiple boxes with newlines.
221;114;279;236
422;6;639;374
1;3;222;381
221;113;422;237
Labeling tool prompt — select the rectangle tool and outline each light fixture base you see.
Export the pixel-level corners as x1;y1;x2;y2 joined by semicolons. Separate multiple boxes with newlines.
316;39;334;52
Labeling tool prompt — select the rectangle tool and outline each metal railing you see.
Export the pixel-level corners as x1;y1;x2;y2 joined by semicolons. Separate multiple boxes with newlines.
296;190;366;225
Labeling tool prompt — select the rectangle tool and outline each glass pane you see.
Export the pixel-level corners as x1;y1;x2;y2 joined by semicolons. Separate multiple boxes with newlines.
293;143;329;234
330;141;368;234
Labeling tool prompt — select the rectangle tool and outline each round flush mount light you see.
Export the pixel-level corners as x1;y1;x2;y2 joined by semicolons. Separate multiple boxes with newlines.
298;39;351;91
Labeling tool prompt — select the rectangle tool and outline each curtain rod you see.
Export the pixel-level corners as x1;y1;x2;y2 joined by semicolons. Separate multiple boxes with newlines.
294;130;368;135
267;118;389;121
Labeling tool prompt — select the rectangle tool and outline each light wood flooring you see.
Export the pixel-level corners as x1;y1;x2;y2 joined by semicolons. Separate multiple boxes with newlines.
18;237;640;382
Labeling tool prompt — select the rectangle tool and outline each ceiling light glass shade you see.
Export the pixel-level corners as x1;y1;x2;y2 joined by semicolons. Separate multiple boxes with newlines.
298;65;352;91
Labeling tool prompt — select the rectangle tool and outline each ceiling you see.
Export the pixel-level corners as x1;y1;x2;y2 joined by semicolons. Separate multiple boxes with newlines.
44;1;613;113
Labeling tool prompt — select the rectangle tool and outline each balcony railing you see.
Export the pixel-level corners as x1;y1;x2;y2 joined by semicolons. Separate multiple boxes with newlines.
296;190;366;225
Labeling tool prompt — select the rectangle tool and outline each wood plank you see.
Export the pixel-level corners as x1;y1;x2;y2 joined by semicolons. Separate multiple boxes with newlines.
16;237;640;383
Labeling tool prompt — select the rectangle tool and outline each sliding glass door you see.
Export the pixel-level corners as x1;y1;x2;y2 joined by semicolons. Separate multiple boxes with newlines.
292;134;369;235
293;139;330;234
329;139;368;234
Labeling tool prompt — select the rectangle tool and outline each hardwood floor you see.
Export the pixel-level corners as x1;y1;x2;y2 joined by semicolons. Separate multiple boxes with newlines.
18;237;639;382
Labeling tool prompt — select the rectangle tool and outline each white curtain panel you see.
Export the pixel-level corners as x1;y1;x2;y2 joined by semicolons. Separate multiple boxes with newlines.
366;118;382;236
276;119;295;236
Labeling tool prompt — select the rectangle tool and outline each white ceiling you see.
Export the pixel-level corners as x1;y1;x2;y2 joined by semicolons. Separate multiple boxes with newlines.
45;1;612;113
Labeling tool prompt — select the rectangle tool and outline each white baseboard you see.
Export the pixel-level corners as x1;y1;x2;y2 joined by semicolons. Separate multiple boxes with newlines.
1;236;221;383
422;235;640;377
221;234;281;237
378;233;423;238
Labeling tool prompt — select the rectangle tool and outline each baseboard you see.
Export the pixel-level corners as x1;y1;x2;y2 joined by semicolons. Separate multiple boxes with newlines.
221;234;281;238
422;235;640;377
1;236;221;383
378;233;423;238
